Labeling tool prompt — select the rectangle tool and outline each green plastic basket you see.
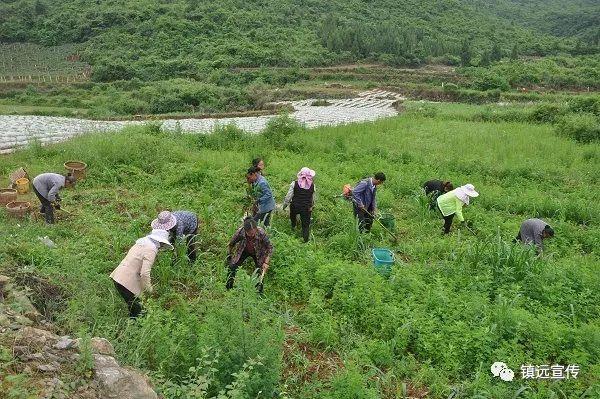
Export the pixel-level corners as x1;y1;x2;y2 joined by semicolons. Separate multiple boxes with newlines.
372;248;395;277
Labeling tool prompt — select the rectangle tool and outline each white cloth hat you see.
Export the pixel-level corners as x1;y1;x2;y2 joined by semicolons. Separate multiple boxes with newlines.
455;184;479;205
148;229;174;250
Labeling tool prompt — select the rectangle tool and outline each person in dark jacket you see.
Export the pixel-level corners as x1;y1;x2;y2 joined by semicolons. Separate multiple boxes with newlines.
423;180;453;209
32;172;76;224
283;167;316;243
352;172;386;232
515;218;554;254
226;217;273;293
152;210;200;263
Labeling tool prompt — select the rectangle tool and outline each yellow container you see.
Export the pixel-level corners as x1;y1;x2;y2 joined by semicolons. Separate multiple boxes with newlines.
16;177;29;194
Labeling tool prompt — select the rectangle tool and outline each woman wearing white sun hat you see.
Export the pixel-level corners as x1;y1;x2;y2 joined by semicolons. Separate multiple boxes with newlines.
436;183;479;234
110;227;174;318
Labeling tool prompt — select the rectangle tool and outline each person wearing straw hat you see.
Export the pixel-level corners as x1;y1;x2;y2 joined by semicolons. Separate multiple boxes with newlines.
110;229;174;318
152;210;199;263
436;183;479;234
32;172;76;224
283;167;316;243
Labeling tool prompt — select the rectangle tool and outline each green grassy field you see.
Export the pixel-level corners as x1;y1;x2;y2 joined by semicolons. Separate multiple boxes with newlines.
0;110;599;398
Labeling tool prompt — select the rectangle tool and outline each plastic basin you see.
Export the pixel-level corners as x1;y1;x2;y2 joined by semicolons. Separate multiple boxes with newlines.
372;248;395;277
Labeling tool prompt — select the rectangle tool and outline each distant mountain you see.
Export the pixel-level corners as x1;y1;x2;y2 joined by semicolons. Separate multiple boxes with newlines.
0;0;597;81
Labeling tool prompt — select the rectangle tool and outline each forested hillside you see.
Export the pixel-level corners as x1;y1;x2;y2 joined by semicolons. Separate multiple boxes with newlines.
0;0;598;82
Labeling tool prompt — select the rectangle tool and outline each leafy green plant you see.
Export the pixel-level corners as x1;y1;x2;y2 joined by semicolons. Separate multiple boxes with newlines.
556;113;600;143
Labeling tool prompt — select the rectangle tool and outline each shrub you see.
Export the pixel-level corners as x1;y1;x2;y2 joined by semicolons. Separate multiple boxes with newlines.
471;72;510;92
556;113;600;143
567;96;600;116
199;123;248;150
262;114;304;144
455;89;501;104
442;83;459;93
529;103;566;124
325;367;379;399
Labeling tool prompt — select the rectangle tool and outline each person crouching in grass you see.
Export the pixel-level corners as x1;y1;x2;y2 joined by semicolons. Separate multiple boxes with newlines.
226;217;273;293
515;218;554;255
436;183;479;234
423;179;453;210
152;210;200;263
32;172;76;224
283;167;316;243
110;230;173;318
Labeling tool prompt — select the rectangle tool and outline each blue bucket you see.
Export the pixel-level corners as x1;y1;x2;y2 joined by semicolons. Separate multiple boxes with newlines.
372;248;395;277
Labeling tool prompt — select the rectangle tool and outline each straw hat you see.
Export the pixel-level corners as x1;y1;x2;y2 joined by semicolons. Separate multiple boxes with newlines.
147;229;174;250
151;211;177;231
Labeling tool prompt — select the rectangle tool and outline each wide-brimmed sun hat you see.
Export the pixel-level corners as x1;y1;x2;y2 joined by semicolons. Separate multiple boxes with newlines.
455;184;479;205
151;211;177;231
461;184;479;197
148;229;174;250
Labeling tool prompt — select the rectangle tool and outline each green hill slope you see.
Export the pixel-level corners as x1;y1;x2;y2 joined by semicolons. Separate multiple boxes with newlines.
1;0;597;82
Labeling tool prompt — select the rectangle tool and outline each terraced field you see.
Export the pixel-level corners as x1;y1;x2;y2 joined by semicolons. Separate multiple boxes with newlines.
0;43;90;84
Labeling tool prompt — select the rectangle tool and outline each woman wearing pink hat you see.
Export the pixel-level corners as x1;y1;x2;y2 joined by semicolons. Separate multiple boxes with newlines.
283;167;316;242
436;183;479;234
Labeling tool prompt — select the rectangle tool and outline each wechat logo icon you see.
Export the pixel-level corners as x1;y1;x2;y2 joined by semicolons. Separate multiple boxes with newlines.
491;362;515;382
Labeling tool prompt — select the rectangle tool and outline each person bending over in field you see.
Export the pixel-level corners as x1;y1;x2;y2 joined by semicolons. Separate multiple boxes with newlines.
423;180;453;209
352;172;386;233
436;183;478;234
514;218;554;254
283;167;316;243
246;166;276;227
226;217;273;293
152;210;200;263
110;229;173;318
32;172;76;224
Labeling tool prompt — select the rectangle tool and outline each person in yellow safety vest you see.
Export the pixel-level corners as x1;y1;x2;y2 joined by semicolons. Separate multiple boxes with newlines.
436;184;478;234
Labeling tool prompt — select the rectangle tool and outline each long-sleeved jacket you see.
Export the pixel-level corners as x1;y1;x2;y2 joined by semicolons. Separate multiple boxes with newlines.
352;178;377;212
436;190;465;222
229;227;273;269
172;211;199;239
519;218;549;252
110;241;158;295
33;173;66;202
253;175;276;213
